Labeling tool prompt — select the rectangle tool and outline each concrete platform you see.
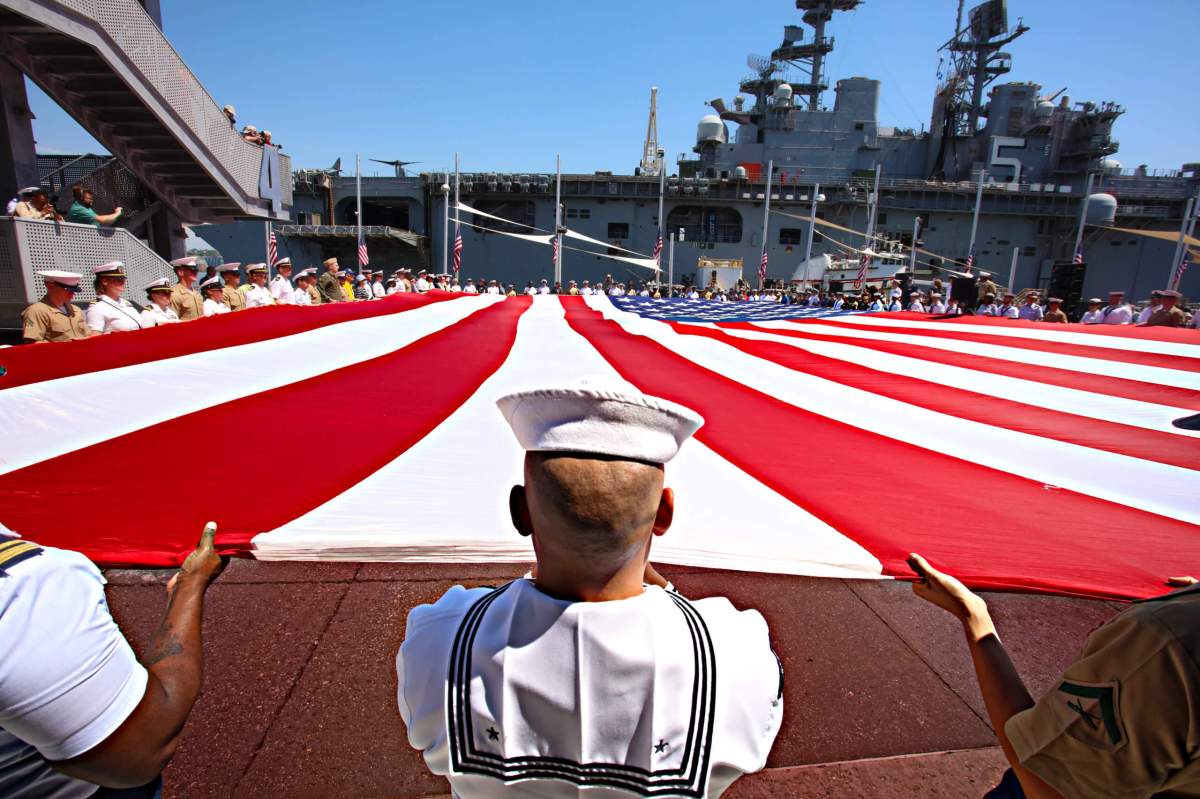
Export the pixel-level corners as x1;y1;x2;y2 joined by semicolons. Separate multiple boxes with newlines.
103;561;1120;798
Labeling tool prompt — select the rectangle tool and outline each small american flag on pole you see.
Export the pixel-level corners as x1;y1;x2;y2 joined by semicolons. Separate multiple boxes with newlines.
1170;253;1188;291
652;233;663;267
552;235;559;268
758;249;768;286
357;236;369;268
268;228;278;266
1073;247;1084;265
965;251;974;270
854;251;870;288
453;224;463;273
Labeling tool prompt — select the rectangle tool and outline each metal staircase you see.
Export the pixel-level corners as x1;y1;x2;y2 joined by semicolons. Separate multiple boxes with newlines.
0;0;291;223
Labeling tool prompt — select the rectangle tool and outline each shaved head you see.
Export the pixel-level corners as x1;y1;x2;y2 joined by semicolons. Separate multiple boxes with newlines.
522;452;666;559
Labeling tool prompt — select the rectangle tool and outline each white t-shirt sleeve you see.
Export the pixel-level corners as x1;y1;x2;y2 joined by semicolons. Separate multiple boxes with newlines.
0;548;147;762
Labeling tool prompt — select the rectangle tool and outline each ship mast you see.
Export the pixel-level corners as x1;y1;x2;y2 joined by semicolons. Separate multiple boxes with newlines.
770;1;861;112
639;87;662;176
938;0;1029;136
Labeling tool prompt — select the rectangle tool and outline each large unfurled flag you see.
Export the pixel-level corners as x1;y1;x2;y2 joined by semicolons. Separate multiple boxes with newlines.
453;224;463;273
1;293;1197;602
854;251;870;288
357;236;369;268
268;228;278;266
652;232;663;267
758;249;768;284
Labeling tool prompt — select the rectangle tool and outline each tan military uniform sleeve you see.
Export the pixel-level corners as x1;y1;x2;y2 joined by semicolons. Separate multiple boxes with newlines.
1004;591;1200;798
21;303;51;341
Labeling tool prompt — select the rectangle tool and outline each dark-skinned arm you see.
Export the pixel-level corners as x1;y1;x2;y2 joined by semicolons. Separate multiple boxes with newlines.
907;554;1064;799
52;522;227;788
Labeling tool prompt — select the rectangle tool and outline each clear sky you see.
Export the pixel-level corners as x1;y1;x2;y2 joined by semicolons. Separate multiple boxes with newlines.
26;0;1200;177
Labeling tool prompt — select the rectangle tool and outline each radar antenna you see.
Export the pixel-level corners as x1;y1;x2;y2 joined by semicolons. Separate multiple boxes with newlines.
746;53;778;78
639;87;663;177
937;0;1029;136
768;1;862;111
369;158;421;177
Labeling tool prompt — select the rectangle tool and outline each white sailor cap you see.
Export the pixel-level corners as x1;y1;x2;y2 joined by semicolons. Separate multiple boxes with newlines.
497;377;704;465
170;256;199;269
200;275;223;290
218;262;241;272
144;277;172;293
275;257;292;267
1087;297;1103;304
92;260;125;277
37;269;83;287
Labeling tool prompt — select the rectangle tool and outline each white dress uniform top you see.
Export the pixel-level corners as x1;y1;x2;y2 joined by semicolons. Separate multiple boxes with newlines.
0;539;148;799
398;379;782;798
1101;302;1132;324
929;300;947;313
1138;304;1159;324
244;284;274;308
997;303;1020;319
372;280;386;299
85;295;146;332
1018;303;1044;321
141;303;180;326
908;300;926;312
270;273;296;305
1080;304;1105;324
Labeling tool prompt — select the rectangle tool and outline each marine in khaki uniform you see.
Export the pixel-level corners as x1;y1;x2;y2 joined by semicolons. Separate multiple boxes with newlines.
168;256;204;320
316;257;345;303
218;262;245;311
1042;297;1069;323
21;270;93;343
304;270;322;304
909;554;1200;798
1141;290;1187;327
977;274;999;301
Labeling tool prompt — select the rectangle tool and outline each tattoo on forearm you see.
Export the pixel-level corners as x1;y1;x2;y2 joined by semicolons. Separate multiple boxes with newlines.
144;631;184;667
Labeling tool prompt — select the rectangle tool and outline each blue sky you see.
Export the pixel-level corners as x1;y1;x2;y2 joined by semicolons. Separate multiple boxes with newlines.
27;0;1200;176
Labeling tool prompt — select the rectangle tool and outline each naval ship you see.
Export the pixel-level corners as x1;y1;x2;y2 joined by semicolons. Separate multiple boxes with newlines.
205;0;1199;306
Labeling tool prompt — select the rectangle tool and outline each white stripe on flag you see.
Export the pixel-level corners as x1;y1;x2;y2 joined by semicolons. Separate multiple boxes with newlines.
0;297;502;476
584;295;1200;524
254;297;884;577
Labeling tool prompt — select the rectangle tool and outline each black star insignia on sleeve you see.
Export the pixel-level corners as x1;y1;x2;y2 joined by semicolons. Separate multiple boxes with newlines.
654;739;669;754
486;727;500;741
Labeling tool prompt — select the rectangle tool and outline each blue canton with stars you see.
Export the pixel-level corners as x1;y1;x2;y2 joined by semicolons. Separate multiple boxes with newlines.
608;296;865;323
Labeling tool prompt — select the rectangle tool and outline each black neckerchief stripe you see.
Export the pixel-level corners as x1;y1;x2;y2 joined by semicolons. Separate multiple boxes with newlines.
445;582;716;796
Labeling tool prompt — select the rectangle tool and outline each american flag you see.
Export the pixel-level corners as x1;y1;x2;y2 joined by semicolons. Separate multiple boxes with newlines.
552;235;559;268
1171;253;1188;291
453;224;463;273
965;251;974;270
652;233;663;267
2;293;1196;602
1073;247;1084;265
357;236;369;268
854;251;870;288
758;249;768;284
268;228;278;266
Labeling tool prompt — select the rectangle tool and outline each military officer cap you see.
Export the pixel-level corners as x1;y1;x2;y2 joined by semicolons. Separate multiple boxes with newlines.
1150;290;1164;297
38;269;83;288
170;256;199;269
92;260;125;278
498;376;704;465
373;269;383;276
1046;297;1063;304
1003;292;1015;299
144;277;172;295
19;186;40;197
247;263;268;273
1087;297;1103;304
200;275;223;290
217;262;241;273
1108;289;1125;296
323;257;339;268
276;257;292;267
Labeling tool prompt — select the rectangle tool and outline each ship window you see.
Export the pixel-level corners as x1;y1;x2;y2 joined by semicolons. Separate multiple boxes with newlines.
997;239;1010;246
608;223;630;239
779;228;805;245
1110;240;1122;246
666;205;743;244
566;209;578;219
1023;246;1036;257
473;200;535;234
855;122;865;130
580;209;591;219
877;212;888;225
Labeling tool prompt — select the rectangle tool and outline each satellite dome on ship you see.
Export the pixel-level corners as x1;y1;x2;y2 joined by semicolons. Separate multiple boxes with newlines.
696;115;726;144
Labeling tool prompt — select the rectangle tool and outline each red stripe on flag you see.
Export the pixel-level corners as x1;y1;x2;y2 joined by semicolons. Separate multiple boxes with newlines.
722;321;1200;412
882;311;1200;344
0;296;531;566
790;317;1200;374
673;322;1199;471
560;296;1197;600
0;292;461;391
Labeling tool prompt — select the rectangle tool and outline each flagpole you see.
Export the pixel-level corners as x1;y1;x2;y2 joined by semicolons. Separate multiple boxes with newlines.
554;154;563;286
355;153;363;276
758;159;774;290
966;166;984;273
264;219;272;278
441;172;450;277
1072;171;1095;266
1007;246;1020;295
656;158;666;275
802;182;820;291
1168;190;1198;291
454;152;461;279
907;214;920;275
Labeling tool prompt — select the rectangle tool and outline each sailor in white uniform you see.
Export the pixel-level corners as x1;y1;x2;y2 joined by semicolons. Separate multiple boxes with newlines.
200;276;230;316
1137;290;1162;324
867;293;885;312
1080;298;1106;324
243;263;274;308
908;293;927;313
463;280;479;295
397;380;783;798
538;279;552;295
269;258;296;305
140;278;181;325
997;293;1020;319
1017;293;1044;321
886;295;903;312
415;272;433;293
84;261;148;333
1100;290;1133;324
832;294;845;310
371;270;387;299
928;292;947;314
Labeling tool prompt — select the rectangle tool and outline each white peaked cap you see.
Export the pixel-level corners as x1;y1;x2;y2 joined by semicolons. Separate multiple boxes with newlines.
200;275;222;289
170;256;198;268
37;269;83;286
497;377;704;464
